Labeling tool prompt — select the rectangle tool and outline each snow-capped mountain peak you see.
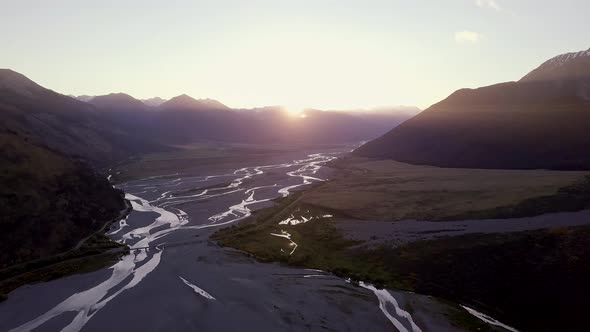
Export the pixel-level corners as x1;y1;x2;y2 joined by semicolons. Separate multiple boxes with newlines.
521;47;590;82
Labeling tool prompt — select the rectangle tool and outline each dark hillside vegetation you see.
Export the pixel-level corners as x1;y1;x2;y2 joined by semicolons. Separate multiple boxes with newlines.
377;226;590;332
0;131;125;268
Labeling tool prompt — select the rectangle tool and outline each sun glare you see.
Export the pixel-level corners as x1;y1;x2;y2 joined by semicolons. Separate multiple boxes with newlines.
285;106;307;119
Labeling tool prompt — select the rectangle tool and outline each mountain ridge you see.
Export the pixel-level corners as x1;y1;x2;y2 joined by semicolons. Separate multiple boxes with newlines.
0;70;161;165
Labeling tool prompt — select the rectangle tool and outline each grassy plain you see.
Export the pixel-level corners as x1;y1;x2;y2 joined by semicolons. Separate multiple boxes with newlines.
304;156;590;221
215;193;590;331
213;194;499;331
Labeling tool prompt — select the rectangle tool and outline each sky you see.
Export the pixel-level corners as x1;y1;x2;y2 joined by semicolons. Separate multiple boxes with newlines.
1;0;589;110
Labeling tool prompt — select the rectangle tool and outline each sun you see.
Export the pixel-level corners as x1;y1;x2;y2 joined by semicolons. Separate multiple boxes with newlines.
285;106;307;119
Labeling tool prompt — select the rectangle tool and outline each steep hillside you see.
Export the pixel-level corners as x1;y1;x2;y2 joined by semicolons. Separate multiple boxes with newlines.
0;69;160;165
0;130;125;268
355;48;590;170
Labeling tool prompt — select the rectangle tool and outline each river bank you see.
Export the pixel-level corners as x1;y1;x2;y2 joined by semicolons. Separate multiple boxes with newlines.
0;202;132;303
212;192;503;331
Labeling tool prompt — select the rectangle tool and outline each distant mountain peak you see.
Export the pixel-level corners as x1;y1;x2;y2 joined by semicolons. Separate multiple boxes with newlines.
72;95;95;102
89;93;147;111
104;92;134;98
141;97;167;107
159;94;229;111
171;93;197;103
92;92;137;102
521;47;590;82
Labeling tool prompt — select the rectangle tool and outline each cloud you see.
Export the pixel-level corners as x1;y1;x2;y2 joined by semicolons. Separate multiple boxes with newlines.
454;30;482;44
475;0;502;11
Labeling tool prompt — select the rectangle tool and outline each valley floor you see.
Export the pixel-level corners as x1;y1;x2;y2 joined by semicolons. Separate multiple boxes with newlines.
215;155;590;332
4;144;456;332
4;145;589;332
304;156;590;221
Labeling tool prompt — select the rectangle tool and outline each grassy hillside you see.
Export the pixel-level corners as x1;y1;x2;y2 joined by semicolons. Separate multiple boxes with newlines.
0;131;126;268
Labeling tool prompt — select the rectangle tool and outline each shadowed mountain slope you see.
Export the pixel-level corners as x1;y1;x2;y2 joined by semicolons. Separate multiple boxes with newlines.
0;69;161;165
354;48;590;170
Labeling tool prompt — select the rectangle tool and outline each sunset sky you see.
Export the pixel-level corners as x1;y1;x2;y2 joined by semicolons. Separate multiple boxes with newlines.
1;0;588;110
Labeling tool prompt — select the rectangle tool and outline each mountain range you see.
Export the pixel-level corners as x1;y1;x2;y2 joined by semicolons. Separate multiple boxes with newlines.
355;47;590;170
71;89;419;150
1;69;419;165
